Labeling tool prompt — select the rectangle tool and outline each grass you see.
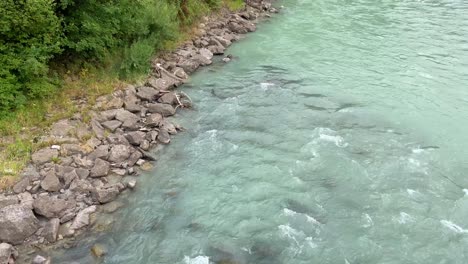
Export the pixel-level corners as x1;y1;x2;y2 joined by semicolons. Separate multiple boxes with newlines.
0;0;245;190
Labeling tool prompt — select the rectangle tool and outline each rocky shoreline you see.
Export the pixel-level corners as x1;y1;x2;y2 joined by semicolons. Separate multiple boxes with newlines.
0;1;278;263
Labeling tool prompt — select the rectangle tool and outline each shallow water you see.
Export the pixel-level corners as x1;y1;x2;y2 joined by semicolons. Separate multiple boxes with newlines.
55;0;468;263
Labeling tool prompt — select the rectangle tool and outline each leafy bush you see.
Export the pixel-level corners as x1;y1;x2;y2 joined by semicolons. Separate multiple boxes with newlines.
0;0;233;115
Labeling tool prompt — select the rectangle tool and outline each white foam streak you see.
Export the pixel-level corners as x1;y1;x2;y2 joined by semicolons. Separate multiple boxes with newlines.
183;256;210;264
440;220;468;234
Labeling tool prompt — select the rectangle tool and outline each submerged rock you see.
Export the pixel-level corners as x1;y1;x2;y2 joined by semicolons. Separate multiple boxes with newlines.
91;244;107;258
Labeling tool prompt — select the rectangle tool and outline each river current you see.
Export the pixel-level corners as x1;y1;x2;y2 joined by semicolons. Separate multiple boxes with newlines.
55;0;468;263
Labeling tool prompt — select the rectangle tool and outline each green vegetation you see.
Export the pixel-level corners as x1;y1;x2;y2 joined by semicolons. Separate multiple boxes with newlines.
0;0;245;185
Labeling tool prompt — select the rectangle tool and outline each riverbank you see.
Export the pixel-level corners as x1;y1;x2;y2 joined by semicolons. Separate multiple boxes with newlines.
0;1;279;263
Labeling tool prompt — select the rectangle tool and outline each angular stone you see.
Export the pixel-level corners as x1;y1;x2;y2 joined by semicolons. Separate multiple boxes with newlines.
41;173;61;192
43;218;60;242
101;120;122;132
125;131;146;146
33;196;76;219
91;120;105;140
199;47;214;60
146;113;163;127
124;101;141;113
94;187;119;204
31;148;59;165
207;44;225;55
12;177;30;194
193;54;212;66
32;255;50;264
146;130;159;142
50;119;75;137
127;151;143;167
108;145;132;163
0;243;18;264
89;144;110;160
159;120;177;135
70;206;96;230
178;59;200;74
0;205;39;245
90;159;110;178
136;86;158;101
173;67;188;79
147;103;176;117
63;170;78;188
61;144;85;156
158;129;171;144
0;195;18;209
70;179;94;193
76;168;90;179
158;92;178;105
140;140;150;151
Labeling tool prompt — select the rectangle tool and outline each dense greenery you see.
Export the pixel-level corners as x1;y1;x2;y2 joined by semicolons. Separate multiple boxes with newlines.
0;0;228;114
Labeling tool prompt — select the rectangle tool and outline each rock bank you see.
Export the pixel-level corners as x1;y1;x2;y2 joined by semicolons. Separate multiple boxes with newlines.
0;0;277;262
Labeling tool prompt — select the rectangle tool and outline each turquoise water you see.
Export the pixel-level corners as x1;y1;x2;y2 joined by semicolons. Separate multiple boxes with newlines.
55;0;468;263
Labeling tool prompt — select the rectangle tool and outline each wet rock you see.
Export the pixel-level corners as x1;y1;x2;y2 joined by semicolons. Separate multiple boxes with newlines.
0;205;39;245
159;120;177;135
101;120;122;132
157;129;171;144
0;195;18;209
33;196;76;219
147;103;176;117
91;244;107;258
70;206;97;230
90;158;110;178
127;180;137;189
32;255;50;264
127;151;143;167
41;173;61;192
136;86;158;101
94;187;119;204
0;243;18;264
158;92;178;105
146;113;163;127
125;131;146;146
43;218;60;242
31;148;59;165
101;201;124;213
207;44;225;55
108;145;132;163
193;54;212;66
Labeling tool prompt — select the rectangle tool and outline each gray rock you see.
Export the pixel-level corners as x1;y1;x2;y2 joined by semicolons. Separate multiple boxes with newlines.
127;180;137;189
199;48;214;60
76;168;90;179
12;177;30;194
115;110;139;130
31;148;59;165
0;205;38;244
17;192;34;210
146;130;159;142
146;113;163;127
32;255;50;264
70;179;94;193
158;92;178;105
101;120;122;132
125;131;146;146
140;140;150;151
41;173;61;192
214;36;231;47
127;151;143;167
207;44;225;55
33;196;76;219
158;129;171;144
136;86;158;101
147;77;176;91
95;187;120;204
147;103;176;117
70;206;96;230
91;119;105;140
50;119;75;137
173;67;188;79
0;195;18;209
61;144;85;156
178;59;200;74
62;170;78;188
89;145;109;160
108;145;132;163
107;134;130;145
90;159;110;178
124;101;141;113
159;120;177;135
193;54;212;66
0;243;18;264
43;218;60;242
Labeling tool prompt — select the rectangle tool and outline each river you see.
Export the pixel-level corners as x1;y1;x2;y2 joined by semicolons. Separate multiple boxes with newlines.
54;0;468;263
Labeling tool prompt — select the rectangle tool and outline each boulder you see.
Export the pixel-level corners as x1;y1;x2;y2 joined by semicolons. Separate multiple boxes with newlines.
108;145;132;163
147;103;176;117
159;120;177;135
70;179;94;193
173;67;188;79
207;44;225;55
31;148;59;165
43;218;60;242
124;101;141;113
62;170;78;188
147;76;178;91
41;173;61;192
193;54;212;66
178;59;200;74
0;205;38;244
199;48;214;60
0;195;18;209
101;120;122;132
12;177;29;194
136;86;158;101
94;187;119;204
50;119;75;137
158;92;178;105
91;120;105;140
33;196;76;219
127;151;143;167
146;113;163;127
89;145;109;160
125;131;146;146
70;206;97;230
0;243;18;264
90;159;110;178
115;110;139;130
60;144;85;156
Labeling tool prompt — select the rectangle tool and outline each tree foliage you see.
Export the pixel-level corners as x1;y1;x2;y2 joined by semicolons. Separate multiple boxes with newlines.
0;0;224;114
